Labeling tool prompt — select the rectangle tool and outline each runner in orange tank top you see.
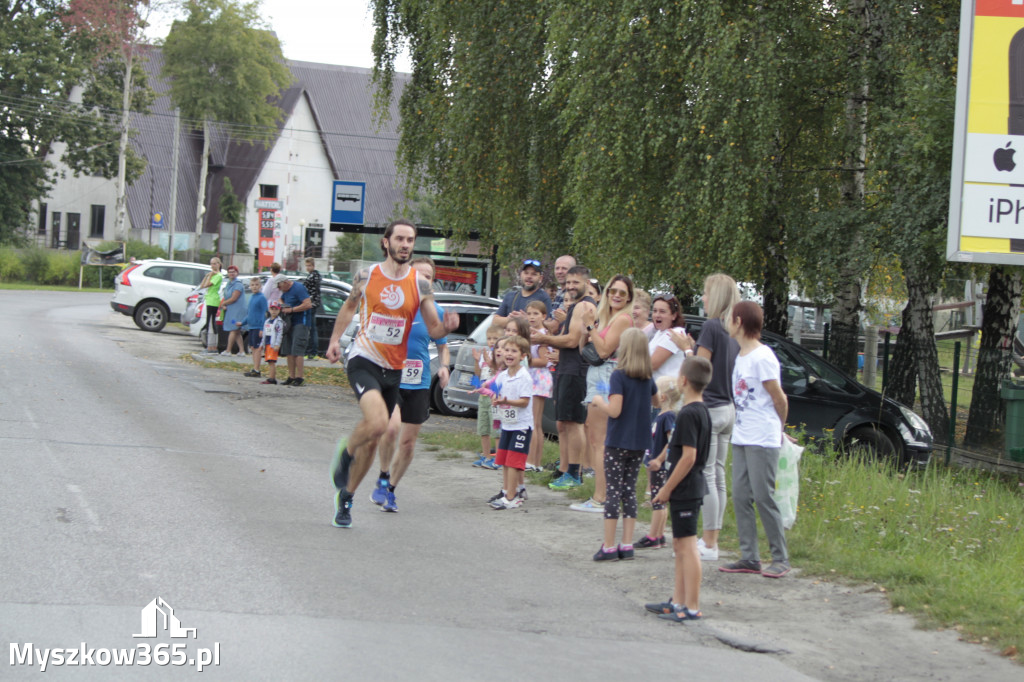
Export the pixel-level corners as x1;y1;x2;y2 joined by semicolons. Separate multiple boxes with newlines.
325;220;459;529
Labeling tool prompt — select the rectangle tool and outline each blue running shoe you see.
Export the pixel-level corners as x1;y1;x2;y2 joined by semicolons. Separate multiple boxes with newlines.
382;489;398;513
370;478;389;505
481;456;501;470
548;473;582;490
471;454;487;468
333;490;353;528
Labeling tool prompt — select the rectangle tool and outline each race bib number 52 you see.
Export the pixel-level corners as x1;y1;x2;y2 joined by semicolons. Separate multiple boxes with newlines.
367;313;406;345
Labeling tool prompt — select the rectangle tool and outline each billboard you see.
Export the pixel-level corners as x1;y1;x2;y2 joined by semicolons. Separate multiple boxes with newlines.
948;0;1024;265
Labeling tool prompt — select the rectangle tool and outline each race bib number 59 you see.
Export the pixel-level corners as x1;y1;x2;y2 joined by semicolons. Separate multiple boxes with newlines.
402;359;423;384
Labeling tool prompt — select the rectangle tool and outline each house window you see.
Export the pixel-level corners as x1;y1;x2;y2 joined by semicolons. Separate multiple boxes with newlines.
90;205;105;238
67;213;81;250
38;203;47;233
51;212;62;248
259;184;278;199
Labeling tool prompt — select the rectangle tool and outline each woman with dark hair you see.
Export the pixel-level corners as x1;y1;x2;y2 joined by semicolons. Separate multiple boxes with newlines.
648;294;692;382
720;301;791;578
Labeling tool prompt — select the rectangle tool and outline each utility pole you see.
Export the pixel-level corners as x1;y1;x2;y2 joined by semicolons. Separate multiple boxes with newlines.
168;107;180;260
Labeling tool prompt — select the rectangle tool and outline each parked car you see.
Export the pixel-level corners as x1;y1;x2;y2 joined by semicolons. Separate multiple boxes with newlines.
111;259;210;332
448;313;933;464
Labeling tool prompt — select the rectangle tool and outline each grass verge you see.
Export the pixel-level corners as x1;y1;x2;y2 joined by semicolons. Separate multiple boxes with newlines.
788;444;1023;660
182;354;350;388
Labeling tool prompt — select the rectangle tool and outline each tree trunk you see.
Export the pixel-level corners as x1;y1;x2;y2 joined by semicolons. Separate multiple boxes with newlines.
761;214;789;336
965;266;1023;447
906;277;948;441
886;301;916;406
195;118;210;241
114;52;133;241
831;0;871;375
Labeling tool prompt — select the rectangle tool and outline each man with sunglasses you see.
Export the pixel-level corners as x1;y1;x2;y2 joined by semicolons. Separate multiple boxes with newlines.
493;259;552;328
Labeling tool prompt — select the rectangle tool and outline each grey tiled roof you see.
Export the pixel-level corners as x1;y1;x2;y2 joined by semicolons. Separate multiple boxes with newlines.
127;46;409;235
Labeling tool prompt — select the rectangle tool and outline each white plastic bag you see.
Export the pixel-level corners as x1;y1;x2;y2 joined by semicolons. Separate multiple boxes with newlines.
773;439;804;530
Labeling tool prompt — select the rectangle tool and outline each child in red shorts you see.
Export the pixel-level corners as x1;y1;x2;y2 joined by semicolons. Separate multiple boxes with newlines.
489;336;534;509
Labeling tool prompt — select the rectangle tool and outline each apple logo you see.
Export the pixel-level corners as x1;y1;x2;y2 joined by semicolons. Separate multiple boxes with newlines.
994;142;1017;172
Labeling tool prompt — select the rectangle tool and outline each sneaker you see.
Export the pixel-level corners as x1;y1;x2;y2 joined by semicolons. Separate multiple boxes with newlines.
480;457;501;470
243;370;261;377
618;544;635;560
516;487;528;501
370;478;389;505
471;454;488;468
524;463;542;472
487;490;505;504
645;600;674;615
699;544;719;561
582;467;595;479
381;490;398;513
657;604;702;623
697;537;707;549
635;535;665;550
260;378;277;384
332;490;353;528
493;496;521;510
719;559;762;574
289;377;304;387
219;351;232;356
548;473;582;490
569;498;605;513
761;562;791;578
282;377;296;386
593;545;619;562
659;536;668;549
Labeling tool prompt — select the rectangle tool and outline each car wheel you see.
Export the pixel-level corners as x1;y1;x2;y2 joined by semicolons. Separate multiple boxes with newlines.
432;376;475;417
133;301;168;332
845;425;899;462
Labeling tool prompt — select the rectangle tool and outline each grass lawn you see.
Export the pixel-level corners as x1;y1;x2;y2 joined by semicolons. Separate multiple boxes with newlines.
0;283;110;293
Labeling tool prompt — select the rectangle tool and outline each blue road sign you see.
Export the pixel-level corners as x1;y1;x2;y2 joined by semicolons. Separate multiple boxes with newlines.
151;212;164;229
331;181;365;225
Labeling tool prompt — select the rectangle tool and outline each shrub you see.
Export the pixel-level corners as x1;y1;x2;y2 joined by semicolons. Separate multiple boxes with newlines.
0;248;24;281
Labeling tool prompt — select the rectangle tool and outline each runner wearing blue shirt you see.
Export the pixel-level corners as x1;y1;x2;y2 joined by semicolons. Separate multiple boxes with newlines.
370;257;451;513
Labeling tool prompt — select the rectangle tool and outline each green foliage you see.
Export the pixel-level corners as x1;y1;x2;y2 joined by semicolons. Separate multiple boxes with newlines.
0;248;25;281
161;0;293;142
219;177;248;252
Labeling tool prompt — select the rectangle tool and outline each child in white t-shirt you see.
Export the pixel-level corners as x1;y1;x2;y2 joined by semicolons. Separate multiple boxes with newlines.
489;336;534;510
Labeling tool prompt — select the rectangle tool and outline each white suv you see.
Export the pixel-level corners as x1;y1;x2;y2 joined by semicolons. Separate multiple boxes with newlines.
110;259;209;332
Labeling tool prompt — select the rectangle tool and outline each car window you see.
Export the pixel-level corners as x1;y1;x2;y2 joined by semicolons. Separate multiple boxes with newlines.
170;267;204;285
467;314;496;344
767;342;811;393
320;288;346;316
143;265;170;281
768;338;857;393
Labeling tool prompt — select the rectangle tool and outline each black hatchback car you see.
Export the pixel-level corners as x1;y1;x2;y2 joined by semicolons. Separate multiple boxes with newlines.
684;315;933;469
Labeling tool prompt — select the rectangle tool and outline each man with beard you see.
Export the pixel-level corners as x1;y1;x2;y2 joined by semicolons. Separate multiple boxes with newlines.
493;259;552;328
531;265;596;489
544;254;576;333
326;220;459;528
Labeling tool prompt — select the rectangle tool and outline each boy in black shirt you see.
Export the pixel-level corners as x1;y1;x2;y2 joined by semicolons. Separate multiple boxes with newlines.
647;356;712;622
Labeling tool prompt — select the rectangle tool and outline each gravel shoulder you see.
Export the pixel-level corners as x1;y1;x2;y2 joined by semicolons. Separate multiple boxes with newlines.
107;316;1020;682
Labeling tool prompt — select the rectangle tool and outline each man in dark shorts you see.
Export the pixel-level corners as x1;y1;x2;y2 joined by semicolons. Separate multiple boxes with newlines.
326;221;458;528
277;277;312;386
531;265;596;490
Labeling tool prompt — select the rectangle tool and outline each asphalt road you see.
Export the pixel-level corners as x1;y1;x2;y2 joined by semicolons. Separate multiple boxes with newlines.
0;291;815;680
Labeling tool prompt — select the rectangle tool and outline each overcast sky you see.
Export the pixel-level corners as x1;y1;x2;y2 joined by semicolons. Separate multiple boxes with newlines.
147;0;413;72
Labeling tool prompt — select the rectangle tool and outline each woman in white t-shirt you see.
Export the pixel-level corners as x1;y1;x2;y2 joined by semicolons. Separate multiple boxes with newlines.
721;301;791;579
648;294;692;382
